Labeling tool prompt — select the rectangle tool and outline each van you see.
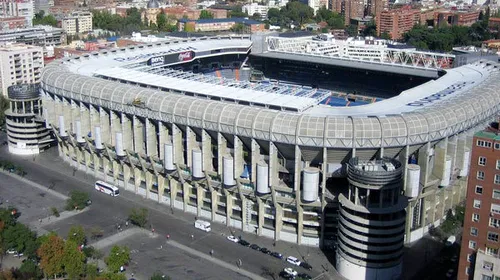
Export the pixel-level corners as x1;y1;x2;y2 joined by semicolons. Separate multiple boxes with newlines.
445;235;456;246
194;220;211;232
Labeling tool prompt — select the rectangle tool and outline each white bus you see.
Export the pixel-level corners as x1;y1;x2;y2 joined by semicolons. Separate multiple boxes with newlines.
194;220;211;232
94;181;120;196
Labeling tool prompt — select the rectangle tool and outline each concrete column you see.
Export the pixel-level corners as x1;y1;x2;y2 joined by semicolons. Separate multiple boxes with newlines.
103;157;111;182
70;100;79;134
182;182;189;212
100;108;111;145
433;138;448;184
62;99;71;133
158;121;169;161
122;114;133;151
294;145;301;195
157;176;165;203
186;127;196;169
145;171;153;199
297;207;303;245
196;184;203;217
234;136;244;179
274;205;282;241
93;153;100;178
133;116;145;155
211;190;218;222
172;124;184;166
257;199;264;235
418;142;431;186
170;178;178;209
133;168;142;195
225;191;233;226
447;136;458;172
112;160;120;184
241;196;247;231
80;103;90;140
145;118;157;157
202;129;213;172
251;139;260;184
217;133;228;175
84;150;91;170
269;142;278;187
123;164;131;189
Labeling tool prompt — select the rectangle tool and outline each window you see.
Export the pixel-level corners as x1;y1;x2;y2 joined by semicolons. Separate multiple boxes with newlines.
488;232;499;242
466;267;472;275
471;227;478;236
489;217;500;228
482;275;493;280
473;213;480;222
478;171;485;180
495;143;500;150
479;156;487;166
492;204;500;214
474;199;482;209
478;140;493;148
497;160;500;170
496;174;500;185
483;261;494;271
477;185;484;194
494;190;500;199
467;253;475;262
486;246;499;256
470;240;477;249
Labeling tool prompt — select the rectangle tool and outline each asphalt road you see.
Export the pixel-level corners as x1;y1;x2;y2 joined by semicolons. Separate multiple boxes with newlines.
0;139;330;279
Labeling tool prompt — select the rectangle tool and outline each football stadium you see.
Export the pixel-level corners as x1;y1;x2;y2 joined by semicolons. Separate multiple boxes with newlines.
39;34;500;279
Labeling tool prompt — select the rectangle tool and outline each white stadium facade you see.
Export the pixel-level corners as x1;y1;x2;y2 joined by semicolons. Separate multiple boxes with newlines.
39;35;500;280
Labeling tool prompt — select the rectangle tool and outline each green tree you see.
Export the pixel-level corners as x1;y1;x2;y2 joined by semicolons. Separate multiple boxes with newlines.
326;15;344;29
251;13;262;20
37;235;65;278
105;245;130;273
229;6;248;18
2;223;38;257
101;272;127;280
67;225;86;246
128;207;148;228
316;6;335;22
231;23;245;33
65;190;90;211
82;246;103;260
380;32;391;40
345;24;358;36
361;20;377;37
63;240;86;280
199;10;214;19
0;95;10;128
19;259;43;279
156;12;167;31
85;263;99;280
267;8;280;20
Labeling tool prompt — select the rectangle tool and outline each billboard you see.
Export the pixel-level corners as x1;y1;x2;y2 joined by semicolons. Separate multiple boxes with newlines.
147;51;196;66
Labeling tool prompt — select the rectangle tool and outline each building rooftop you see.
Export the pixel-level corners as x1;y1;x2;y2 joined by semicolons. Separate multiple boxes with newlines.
178;17;262;25
475;122;500;140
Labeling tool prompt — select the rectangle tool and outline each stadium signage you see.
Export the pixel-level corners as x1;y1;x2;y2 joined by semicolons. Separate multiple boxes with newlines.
113;46;197;63
147;51;196;66
406;86;463;107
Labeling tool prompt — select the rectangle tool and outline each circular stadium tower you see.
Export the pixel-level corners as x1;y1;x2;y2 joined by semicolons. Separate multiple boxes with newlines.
5;84;53;155
336;157;407;280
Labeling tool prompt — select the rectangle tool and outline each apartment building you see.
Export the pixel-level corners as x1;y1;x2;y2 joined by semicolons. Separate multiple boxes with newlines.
242;3;270;20
61;11;92;35
178;18;265;33
376;6;420;40
458;121;500;280
0;0;34;28
0;26;65;57
0;44;43;96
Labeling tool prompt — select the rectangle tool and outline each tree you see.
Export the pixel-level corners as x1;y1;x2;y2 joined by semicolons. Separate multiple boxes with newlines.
100;272;127;280
0;95;9;127
19;259;43;279
85;263;99;280
83;246;103;260
345;25;358;36
105;245;130;273
2;223;38;257
156;12;167;30
67;225;86;246
37;235;65;278
231;23;245;33
63;240;86;280
380;32;391;40
128;207;148;228
199;10;214;19
251;13;262;20
267;8;280;21
65;190;90;210
361;20;377;37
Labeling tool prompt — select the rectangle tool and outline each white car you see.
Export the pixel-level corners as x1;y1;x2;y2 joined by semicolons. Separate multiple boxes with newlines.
6;249;16;254
284;267;298;277
227;235;239;243
286;256;301;266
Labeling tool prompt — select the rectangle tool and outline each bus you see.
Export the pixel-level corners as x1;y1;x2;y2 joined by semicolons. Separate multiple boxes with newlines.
94;181;120;197
194;220;211;232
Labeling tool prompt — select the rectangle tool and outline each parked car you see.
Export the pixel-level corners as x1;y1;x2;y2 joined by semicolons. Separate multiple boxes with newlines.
227;235;239;243
297;273;312;280
279;271;294;280
445;235;456;246
270;252;283;259
14;252;24;258
300;261;313;270
6;249;16;254
286;256;301;266
283;267;298;277
238;240;250;247
260;247;270;254
249;244;260;251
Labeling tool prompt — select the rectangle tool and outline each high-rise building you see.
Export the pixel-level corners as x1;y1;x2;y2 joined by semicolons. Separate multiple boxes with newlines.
343;0;365;25
376;6;420;39
0;0;34;28
61;11;92;35
0;43;43;96
369;0;387;17
458;121;500;280
0;26;65;57
336;157;408;280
